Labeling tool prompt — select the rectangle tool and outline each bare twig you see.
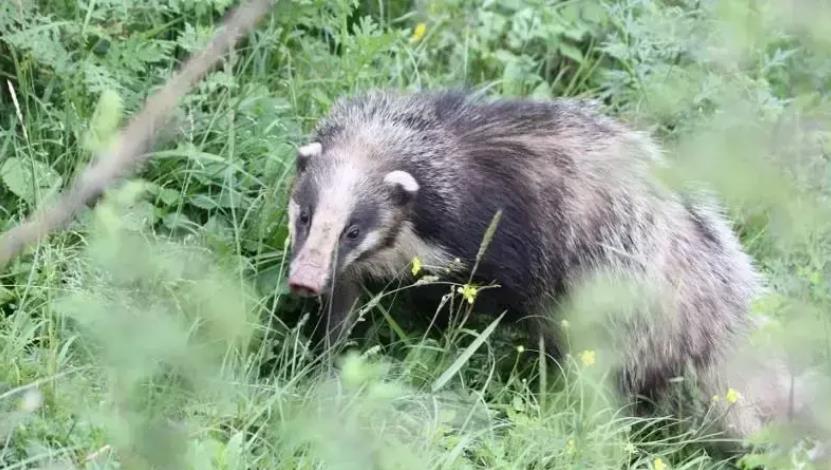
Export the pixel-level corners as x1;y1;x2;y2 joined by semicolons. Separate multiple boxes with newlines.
0;0;276;270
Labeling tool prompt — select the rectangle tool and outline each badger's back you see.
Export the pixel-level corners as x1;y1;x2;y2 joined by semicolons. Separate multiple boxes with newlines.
314;90;759;393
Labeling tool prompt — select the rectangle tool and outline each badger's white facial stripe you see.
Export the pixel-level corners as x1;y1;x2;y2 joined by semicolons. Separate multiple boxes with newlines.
349;221;454;281
292;163;362;280
298;142;322;157
384;170;419;193
287;199;299;246
341;231;383;268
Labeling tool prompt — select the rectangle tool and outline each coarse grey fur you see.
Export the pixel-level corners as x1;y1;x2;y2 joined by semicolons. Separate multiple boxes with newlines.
285;89;816;442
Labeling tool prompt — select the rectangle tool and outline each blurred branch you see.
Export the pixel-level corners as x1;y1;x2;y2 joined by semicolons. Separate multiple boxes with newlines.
0;0;277;270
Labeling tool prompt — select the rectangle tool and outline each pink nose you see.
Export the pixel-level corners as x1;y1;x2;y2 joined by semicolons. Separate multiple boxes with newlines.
288;266;326;297
289;279;321;297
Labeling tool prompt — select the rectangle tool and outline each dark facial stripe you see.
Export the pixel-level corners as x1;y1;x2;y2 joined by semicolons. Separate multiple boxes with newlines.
335;200;384;266
290;175;320;258
350;216;406;265
293;176;319;210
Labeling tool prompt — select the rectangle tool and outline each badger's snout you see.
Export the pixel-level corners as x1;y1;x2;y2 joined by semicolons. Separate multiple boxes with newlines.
288;278;321;297
288;245;333;298
288;261;329;297
287;214;342;298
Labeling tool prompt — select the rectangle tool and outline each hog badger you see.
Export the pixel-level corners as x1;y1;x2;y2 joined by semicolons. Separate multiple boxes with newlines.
285;90;801;439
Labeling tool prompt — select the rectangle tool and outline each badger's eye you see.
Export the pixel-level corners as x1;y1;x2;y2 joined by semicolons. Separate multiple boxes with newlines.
299;210;310;225
345;225;360;240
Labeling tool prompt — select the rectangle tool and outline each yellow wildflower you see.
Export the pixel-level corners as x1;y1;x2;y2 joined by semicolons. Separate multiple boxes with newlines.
457;284;478;304
560;319;570;329
410;22;427;43
725;387;742;404
565;438;576;454
411;256;422;276
579;350;596;367
711;394;720;403
516;345;525;353
653;457;668;470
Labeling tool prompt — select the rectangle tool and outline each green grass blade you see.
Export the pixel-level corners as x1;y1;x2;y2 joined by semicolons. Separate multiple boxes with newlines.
431;311;505;392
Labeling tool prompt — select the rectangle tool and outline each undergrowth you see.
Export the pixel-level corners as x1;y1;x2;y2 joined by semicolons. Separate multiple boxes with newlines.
1;0;830;468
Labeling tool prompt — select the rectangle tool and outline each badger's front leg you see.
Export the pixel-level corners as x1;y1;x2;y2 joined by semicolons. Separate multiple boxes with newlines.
322;277;361;348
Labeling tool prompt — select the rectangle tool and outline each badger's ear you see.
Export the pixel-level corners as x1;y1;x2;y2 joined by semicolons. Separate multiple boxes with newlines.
296;142;322;173
383;170;419;206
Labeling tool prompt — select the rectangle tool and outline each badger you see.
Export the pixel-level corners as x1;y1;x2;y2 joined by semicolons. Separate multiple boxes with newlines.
284;89;814;442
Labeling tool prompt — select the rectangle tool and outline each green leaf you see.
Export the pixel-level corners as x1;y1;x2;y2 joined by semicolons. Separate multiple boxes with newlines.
217;188;247;209
1;157;62;204
162;212;195;231
531;82;552;99
582;2;608;24
502;61;524;96
158;188;182;206
190;194;220;210
559;42;585;63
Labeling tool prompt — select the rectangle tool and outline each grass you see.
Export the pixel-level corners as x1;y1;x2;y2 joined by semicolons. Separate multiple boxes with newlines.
1;0;831;468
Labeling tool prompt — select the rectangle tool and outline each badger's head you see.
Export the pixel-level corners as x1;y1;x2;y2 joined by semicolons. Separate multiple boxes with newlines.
285;141;420;297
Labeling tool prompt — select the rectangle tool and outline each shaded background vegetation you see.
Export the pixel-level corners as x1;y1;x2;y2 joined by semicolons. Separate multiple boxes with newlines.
1;0;830;468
